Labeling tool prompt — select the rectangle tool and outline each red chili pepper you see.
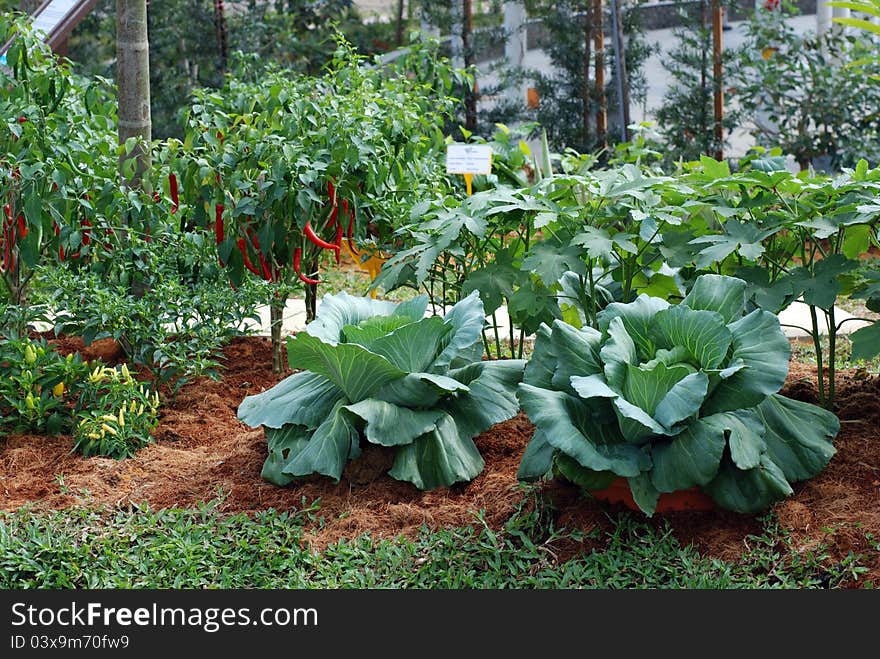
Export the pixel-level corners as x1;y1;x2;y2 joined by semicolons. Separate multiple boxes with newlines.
18;116;26;124
152;191;161;203
214;205;225;244
1;225;10;272
237;238;262;276
293;247;320;285
169;173;179;214
304;221;340;256
81;219;92;246
247;227;273;281
344;200;359;256
144;226;151;244
17;215;27;240
54;222;66;262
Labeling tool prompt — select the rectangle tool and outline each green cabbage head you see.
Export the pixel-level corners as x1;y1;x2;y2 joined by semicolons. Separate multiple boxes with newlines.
517;274;839;514
238;291;524;489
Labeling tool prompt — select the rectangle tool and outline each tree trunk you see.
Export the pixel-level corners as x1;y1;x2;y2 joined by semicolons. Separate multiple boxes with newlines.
270;301;285;374
462;0;477;131
395;0;405;46
583;8;592;146
116;0;152;189
593;0;607;149
612;0;630;141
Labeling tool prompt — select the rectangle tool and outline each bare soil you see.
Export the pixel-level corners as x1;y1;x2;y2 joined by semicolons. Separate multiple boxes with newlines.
1;337;877;583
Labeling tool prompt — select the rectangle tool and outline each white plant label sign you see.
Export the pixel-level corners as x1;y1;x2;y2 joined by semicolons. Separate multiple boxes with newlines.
446;143;492;175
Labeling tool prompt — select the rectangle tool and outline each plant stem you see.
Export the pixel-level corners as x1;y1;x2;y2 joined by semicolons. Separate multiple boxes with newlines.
826;306;836;409
808;304;826;406
270;300;284;374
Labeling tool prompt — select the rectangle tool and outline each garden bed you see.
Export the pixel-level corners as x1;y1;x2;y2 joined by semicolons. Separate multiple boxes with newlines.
0;336;877;582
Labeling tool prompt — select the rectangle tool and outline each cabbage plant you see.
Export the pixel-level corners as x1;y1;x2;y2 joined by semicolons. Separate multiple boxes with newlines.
517;274;839;514
239;291;524;489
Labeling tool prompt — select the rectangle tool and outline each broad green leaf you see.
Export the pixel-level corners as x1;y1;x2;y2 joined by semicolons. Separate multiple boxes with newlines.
392;296;430;323
389;414;484;489
442;360;525;439
683;274;747;324
549;320;603;392
261;424;312;486
623;362;693;417
650;420;726;492
238;371;343;429
833;16;880;34
600;316;639;390
628;473;661;516
702;409;766;470
653;372;709;429
287;333;406;402
786;255;859;310
518;429;556;481
598;294;670;360
431;290;487;372
306;291;400;343
282;403;359;481
842;225;872;260
522;241;587;286
376;372;470;407
850;321;880;361
689;220;776;268
570;374;618;400
518;384;651;476
612;396;668;442
653;305;732;370
369;316;452;372
632;272;680;299
507;278;563;335
571;226;613;260
342;315;412;348
556;453;616;490
756;394;838;482
704;455;793;514
461;252;524;315
703;309;790;414
523;324;555;388
343;399;443;447
700;155;731;179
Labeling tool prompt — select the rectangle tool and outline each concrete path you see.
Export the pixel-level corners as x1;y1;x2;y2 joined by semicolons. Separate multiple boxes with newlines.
245;296;870;340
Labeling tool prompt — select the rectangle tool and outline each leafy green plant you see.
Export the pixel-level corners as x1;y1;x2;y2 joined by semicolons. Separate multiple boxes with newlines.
238;291;524;489
179;37;463;370
0;336;90;435
72;363;160;459
0;16;118;334
517;274;839;515
47;226;263;395
734;6;880;170
654;0;741;164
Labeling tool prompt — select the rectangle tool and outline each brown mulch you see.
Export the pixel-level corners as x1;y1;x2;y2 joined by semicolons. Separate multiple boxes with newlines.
0;337;878;583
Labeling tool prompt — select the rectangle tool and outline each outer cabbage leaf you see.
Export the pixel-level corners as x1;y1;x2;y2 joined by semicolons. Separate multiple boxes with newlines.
703;309;791;414
389;414;485;489
682;274;747;324
238;371;344;429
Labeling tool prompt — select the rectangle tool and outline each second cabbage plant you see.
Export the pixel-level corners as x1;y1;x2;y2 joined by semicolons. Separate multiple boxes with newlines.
517;274;839;514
